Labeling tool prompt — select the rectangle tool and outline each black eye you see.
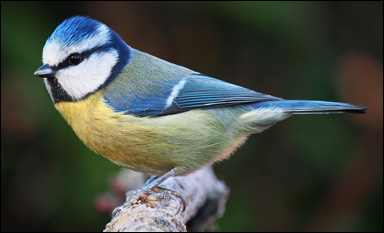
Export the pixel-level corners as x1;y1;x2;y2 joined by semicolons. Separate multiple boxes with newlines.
68;53;83;65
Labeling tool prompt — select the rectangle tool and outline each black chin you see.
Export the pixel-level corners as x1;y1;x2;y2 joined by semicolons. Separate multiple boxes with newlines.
45;78;74;103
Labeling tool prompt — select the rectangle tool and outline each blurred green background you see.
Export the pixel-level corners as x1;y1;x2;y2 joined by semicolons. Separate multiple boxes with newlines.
1;1;383;231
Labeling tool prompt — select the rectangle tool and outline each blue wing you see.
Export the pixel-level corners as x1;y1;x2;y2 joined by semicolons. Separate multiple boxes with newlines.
104;74;282;117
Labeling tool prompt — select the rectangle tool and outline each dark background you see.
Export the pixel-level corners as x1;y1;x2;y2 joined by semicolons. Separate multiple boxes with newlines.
1;1;382;231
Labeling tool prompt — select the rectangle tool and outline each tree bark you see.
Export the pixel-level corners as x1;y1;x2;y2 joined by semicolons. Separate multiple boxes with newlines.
104;166;229;232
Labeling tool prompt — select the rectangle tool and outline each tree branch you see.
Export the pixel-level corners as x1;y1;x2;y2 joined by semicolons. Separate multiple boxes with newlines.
104;166;229;232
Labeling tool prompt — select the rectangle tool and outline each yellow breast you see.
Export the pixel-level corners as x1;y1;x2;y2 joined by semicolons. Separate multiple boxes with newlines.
54;91;176;174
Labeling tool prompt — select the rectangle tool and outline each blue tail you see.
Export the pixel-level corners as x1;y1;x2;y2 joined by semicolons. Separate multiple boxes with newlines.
251;100;367;114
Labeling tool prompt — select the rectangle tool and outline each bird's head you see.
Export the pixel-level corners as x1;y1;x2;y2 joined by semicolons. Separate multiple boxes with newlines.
34;16;129;102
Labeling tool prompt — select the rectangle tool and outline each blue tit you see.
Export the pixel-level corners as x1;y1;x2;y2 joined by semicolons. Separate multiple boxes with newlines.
34;16;367;211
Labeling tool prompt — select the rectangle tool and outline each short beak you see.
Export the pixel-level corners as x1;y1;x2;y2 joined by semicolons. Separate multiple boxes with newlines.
34;64;56;78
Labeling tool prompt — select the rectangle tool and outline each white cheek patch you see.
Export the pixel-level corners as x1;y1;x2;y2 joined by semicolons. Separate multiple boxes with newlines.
55;49;118;100
43;24;110;66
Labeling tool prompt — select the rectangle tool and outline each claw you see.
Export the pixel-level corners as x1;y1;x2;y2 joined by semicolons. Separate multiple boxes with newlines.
151;187;186;215
111;188;150;217
111;168;186;217
111;207;119;217
111;187;186;217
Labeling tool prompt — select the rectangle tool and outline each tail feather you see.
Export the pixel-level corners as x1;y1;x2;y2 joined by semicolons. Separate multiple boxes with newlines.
251;100;367;114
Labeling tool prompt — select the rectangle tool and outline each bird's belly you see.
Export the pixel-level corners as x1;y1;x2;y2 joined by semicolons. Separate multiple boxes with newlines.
54;92;245;175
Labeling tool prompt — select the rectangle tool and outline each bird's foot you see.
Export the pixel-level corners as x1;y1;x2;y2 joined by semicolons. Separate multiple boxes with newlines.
148;187;186;215
111;187;150;217
111;186;186;217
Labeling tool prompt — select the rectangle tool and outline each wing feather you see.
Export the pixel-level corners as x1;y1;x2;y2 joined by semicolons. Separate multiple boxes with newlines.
104;74;281;117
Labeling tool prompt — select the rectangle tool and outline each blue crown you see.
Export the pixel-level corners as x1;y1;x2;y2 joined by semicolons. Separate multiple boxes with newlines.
44;15;131;100
47;16;103;45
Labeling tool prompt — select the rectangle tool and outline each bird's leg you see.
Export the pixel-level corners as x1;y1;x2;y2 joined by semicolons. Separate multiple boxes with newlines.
145;175;158;185
112;167;184;216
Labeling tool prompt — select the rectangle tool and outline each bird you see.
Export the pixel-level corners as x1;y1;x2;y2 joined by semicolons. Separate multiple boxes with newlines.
34;15;367;214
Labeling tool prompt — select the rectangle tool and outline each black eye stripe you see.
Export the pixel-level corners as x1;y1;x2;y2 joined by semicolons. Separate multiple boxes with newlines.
53;45;113;70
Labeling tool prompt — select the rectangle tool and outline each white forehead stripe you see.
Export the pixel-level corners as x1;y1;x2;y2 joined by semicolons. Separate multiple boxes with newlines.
55;49;118;100
42;24;110;66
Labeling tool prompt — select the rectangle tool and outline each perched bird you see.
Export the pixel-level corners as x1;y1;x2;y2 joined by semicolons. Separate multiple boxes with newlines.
34;16;367;213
